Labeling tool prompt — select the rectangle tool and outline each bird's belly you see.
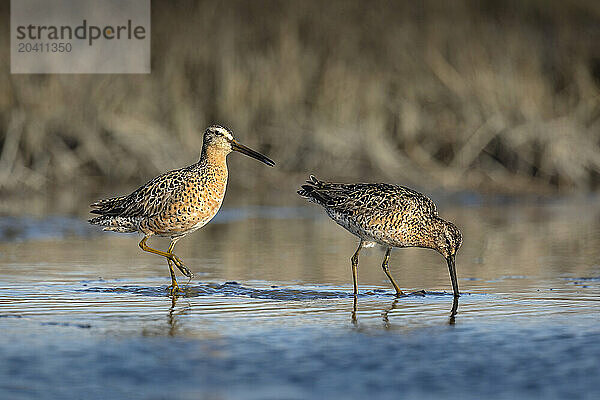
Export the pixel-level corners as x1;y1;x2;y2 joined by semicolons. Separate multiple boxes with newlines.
145;198;224;237
327;210;412;248
327;210;385;245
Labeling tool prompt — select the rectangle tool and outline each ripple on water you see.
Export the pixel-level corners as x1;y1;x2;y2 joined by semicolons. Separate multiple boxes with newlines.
77;281;460;301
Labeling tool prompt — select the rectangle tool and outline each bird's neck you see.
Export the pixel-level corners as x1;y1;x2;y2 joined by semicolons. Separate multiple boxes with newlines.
195;146;229;198
199;145;229;171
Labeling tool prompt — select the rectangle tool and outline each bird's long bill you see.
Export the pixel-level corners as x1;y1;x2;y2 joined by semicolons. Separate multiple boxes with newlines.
446;255;460;297
231;140;275;167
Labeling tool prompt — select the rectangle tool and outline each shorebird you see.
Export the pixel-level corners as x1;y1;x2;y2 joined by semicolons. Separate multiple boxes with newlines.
298;175;462;297
89;125;275;293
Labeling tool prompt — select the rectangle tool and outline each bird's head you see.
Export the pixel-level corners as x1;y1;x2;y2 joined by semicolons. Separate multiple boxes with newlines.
203;125;275;166
433;219;462;297
433;220;462;259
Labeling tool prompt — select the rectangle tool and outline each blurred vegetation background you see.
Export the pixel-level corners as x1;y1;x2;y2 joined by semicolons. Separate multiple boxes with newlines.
1;0;600;210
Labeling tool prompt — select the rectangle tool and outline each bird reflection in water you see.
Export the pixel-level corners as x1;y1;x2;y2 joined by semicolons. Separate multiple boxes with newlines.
352;295;460;327
351;296;358;326
448;296;459;325
167;294;191;336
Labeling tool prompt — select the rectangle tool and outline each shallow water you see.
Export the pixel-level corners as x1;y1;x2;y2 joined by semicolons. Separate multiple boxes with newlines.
1;201;599;399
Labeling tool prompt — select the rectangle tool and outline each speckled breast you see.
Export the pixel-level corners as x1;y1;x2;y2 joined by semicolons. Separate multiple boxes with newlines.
146;170;228;237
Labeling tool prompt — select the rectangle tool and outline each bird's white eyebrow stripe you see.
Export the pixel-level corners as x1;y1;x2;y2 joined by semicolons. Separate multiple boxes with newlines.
215;127;234;140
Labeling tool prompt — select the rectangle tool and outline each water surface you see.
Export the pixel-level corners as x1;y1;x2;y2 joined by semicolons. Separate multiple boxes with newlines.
0;201;599;399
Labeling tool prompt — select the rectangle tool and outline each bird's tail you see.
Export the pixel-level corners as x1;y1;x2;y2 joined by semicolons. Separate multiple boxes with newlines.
297;175;333;205
89;195;128;216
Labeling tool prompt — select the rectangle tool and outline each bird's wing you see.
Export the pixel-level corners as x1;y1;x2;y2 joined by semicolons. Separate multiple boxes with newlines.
90;168;191;218
346;184;433;218
300;178;438;218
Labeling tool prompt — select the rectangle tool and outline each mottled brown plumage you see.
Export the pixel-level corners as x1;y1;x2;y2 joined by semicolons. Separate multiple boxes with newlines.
89;125;275;293
298;175;462;296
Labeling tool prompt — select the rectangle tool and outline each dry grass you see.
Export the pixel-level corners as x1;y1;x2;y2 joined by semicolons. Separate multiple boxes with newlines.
1;0;600;198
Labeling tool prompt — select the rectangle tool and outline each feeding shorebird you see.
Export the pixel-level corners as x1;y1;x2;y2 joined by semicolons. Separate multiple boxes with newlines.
298;175;461;297
89;125;275;293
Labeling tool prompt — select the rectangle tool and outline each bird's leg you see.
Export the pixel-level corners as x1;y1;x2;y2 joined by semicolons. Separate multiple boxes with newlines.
167;240;194;279
138;237;190;275
166;258;180;294
381;247;405;296
139;236;172;259
351;240;364;296
168;240;193;291
138;236;186;291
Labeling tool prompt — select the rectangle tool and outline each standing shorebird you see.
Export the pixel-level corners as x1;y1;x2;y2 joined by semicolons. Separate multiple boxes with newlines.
298;175;462;297
89;125;275;293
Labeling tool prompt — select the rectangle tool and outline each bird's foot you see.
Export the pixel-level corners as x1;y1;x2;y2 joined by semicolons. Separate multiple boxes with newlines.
171;256;194;278
167;283;180;295
177;263;194;279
